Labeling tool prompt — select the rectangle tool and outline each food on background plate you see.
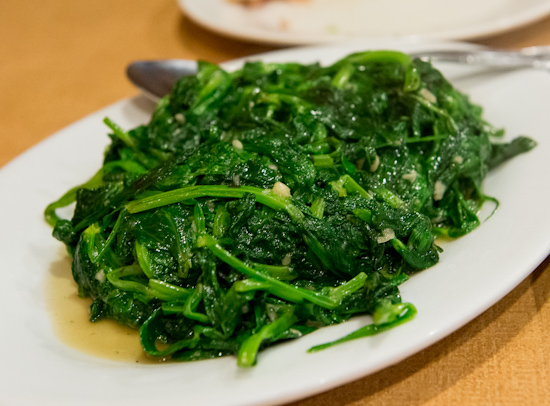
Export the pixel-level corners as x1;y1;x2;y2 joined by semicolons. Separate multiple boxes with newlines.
45;50;535;366
228;0;309;7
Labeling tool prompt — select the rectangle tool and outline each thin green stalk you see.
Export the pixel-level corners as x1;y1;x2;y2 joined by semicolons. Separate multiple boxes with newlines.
147;279;191;301
197;234;340;309
308;303;416;353
237;308;297;367
126;184;304;223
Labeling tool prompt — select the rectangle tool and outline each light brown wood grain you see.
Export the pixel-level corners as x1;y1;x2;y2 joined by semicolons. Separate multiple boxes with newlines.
2;1;549;404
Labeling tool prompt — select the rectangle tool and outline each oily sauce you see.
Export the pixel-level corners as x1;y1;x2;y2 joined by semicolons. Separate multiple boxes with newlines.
46;256;156;364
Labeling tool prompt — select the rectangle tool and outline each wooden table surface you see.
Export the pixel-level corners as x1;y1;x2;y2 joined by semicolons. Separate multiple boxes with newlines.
3;1;550;405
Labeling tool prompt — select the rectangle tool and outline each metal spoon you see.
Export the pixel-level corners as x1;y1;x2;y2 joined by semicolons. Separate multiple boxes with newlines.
127;59;197;102
127;46;550;102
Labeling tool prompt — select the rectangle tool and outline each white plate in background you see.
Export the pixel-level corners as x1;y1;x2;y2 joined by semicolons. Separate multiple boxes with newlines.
179;0;550;45
1;40;550;406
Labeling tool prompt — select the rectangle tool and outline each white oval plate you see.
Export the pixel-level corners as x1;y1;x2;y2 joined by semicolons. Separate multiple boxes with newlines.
1;39;550;406
179;0;550;45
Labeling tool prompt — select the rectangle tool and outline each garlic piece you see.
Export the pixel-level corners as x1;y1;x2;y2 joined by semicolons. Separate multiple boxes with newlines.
272;181;291;197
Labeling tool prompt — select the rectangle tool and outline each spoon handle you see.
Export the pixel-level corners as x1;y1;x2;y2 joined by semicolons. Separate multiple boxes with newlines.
411;46;550;70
